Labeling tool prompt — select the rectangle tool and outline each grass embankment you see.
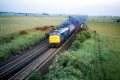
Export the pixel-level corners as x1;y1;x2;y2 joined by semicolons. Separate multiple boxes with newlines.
0;16;67;37
0;29;49;60
44;31;98;80
98;35;120;80
87;17;120;80
29;31;98;80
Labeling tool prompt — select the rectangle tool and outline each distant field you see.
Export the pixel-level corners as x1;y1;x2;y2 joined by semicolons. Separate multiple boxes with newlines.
86;17;120;80
87;17;120;37
0;16;67;36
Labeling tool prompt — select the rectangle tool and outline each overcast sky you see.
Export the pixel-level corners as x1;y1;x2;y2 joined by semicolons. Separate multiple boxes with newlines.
0;0;120;16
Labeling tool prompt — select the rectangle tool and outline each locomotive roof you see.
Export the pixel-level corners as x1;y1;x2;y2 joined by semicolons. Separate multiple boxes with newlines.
54;27;69;33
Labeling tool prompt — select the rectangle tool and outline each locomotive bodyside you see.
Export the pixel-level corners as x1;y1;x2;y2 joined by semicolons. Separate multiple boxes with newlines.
49;27;70;47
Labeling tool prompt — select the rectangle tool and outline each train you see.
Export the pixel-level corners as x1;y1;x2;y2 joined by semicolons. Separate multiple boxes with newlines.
49;16;88;47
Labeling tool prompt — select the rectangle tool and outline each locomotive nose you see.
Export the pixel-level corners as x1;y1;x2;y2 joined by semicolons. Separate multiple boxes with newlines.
49;36;60;43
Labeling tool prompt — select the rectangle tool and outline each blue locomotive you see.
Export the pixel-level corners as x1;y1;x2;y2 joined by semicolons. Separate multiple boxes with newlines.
49;16;88;47
49;24;76;47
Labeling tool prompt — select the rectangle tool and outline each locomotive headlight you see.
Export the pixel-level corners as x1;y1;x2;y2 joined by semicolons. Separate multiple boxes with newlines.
49;36;60;43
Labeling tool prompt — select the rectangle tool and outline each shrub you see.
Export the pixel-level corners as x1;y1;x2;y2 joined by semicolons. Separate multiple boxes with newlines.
76;34;86;43
19;30;27;35
45;51;92;80
29;70;42;80
71;40;82;51
75;31;91;43
34;27;40;30
44;32;97;80
84;31;91;38
44;52;82;80
80;31;91;38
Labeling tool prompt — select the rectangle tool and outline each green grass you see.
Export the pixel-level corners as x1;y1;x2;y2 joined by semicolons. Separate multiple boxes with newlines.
0;16;67;37
44;31;98;80
72;32;97;80
98;35;120;80
87;19;120;37
0;29;49;60
86;17;120;80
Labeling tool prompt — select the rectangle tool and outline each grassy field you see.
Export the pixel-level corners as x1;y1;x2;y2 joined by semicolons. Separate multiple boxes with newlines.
87;17;120;37
0;16;67;37
86;17;120;80
0;29;49;60
0;16;67;61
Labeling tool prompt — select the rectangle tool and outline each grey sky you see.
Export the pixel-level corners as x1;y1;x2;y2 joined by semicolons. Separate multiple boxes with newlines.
0;0;120;16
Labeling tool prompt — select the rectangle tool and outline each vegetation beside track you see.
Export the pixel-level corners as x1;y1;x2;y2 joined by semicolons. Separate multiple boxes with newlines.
29;30;95;80
87;17;120;80
44;31;98;80
98;35;120;80
0;29;49;60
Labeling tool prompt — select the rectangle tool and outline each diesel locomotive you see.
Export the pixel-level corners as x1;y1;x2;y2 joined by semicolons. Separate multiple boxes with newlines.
49;16;88;47
49;24;77;47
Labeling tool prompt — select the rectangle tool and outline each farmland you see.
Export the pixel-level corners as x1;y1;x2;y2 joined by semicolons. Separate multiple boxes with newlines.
0;16;67;37
86;17;120;80
87;17;120;37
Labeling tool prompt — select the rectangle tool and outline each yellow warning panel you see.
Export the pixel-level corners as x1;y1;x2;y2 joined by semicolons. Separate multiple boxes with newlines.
49;36;60;43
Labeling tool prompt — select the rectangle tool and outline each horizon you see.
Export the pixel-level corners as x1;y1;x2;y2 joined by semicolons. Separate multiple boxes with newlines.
0;11;120;17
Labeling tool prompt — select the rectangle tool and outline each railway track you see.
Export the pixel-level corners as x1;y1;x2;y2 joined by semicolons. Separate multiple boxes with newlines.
0;25;81;80
9;48;57;80
0;39;50;80
9;25;81;80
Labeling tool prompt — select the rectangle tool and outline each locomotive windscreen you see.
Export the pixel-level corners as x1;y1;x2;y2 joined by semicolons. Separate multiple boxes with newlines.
49;31;60;36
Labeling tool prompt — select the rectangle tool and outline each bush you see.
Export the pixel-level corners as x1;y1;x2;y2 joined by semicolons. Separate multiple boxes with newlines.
44;32;97;80
19;30;27;35
80;31;91;38
44;51;92;80
44;52;82;80
71;40;82;51
76;34;86;43
84;31;91;38
29;70;42;80
75;31;91;43
34;27;40;30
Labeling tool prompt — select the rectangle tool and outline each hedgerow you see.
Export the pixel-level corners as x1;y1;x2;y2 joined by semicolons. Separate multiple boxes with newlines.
75;31;91;43
71;40;82;51
71;31;91;51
